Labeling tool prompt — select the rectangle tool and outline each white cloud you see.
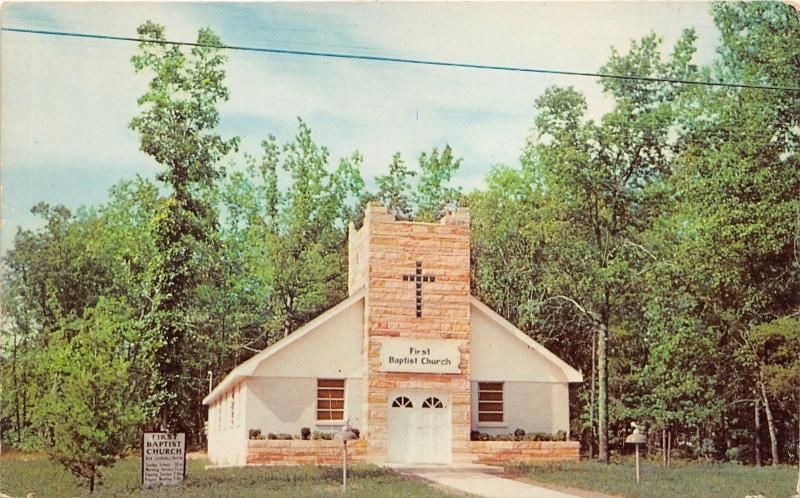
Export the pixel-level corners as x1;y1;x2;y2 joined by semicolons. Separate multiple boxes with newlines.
1;1;719;252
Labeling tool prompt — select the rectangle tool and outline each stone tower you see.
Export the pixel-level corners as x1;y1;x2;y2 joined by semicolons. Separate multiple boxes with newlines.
347;201;472;464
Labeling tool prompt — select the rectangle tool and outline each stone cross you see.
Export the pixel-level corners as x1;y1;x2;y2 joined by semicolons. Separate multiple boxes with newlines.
403;260;435;317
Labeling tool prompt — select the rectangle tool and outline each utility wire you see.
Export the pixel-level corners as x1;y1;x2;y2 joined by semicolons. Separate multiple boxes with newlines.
3;26;800;93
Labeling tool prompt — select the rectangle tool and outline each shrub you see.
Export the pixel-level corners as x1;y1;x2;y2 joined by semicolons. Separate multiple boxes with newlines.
275;433;293;440
351;428;360;439
249;429;261;440
301;427;311;440
267;433;277;440
470;431;568;442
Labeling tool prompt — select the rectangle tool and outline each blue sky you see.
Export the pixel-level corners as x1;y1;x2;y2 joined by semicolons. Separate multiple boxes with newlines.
0;2;719;254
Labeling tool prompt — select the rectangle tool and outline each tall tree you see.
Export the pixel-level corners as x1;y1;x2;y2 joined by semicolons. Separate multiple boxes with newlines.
130;21;238;432
374;145;462;222
663;1;800;465
376;152;416;220
221;120;365;345
523;30;698;461
414;145;462;222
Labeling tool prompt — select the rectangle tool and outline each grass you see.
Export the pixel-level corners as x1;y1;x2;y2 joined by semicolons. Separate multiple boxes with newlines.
0;453;462;498
508;459;799;498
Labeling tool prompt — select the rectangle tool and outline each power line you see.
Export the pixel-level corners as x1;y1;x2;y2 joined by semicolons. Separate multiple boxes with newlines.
4;26;800;94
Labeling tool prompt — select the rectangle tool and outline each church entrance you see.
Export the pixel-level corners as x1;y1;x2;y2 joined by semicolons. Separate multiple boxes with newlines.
387;393;451;464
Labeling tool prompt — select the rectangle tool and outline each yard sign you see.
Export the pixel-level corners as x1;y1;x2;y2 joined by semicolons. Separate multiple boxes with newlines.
141;432;186;487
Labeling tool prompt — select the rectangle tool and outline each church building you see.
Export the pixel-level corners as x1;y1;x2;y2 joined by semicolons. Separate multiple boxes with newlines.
203;202;582;466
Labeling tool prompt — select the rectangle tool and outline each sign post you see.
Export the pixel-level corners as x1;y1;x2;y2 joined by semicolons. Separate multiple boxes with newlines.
142;432;186;487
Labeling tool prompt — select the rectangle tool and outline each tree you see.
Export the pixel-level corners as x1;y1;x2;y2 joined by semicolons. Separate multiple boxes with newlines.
662;1;800;465
221;120;366;345
33;299;146;493
374;145;462;222
414;145;462;222
523;30;698;462
130;21;238;432
0;174;161;449
748;318;800;469
376;152;416;220
467;164;594;450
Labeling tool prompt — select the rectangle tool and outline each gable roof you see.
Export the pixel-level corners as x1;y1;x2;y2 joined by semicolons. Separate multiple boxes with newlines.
202;287;366;405
470;296;584;383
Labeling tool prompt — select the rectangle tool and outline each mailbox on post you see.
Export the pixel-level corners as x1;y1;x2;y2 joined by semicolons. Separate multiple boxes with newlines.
335;423;358;493
625;424;647;484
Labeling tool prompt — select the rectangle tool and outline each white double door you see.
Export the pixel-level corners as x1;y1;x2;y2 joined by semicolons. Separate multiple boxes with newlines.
387;393;451;464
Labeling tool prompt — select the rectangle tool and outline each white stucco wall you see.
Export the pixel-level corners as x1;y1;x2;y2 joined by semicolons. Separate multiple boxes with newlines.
469;381;569;435
206;298;365;464
470;303;569;383
469;302;572;435
245;377;363;436
207;382;248;465
250;299;364;378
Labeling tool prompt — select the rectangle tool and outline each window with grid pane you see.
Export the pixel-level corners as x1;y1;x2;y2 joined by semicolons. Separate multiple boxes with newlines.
478;382;503;422
317;379;345;420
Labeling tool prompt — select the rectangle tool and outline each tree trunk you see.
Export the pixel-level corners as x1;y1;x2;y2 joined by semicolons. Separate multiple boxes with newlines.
12;329;21;444
667;426;671;466
721;411;731;460
758;371;780;465
598;321;609;463
89;472;95;494
755;398;762;467
589;328;597;459
662;428;667;465
795;397;799;495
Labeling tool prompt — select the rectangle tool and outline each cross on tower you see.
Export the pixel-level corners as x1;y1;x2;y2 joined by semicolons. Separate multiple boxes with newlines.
402;260;436;317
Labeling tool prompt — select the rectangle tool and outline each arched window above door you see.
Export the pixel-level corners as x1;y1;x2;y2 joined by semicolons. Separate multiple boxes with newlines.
391;396;413;408
422;397;444;408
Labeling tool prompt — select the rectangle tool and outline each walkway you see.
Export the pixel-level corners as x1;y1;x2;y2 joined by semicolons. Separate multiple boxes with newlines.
397;465;581;498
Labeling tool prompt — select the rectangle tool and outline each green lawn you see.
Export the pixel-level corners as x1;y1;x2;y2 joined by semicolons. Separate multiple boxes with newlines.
508;460;799;498
0;455;462;498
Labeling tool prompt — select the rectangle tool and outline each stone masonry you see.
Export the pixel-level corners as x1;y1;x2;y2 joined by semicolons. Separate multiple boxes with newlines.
348;202;472;464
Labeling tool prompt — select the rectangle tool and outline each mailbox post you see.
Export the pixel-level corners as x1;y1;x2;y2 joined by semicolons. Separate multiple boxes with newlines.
625;424;647;484
335;423;357;493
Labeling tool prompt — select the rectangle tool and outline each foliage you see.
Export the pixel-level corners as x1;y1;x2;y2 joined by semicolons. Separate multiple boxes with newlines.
375;145;462;221
1;179;159;448
494;29;699;461
129;21;239;432
220;119;366;343
375;152;416;220
469;431;568;442
32;299;147;493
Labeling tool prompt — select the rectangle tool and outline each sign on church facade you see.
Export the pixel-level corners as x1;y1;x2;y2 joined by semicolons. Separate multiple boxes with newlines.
379;339;461;373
